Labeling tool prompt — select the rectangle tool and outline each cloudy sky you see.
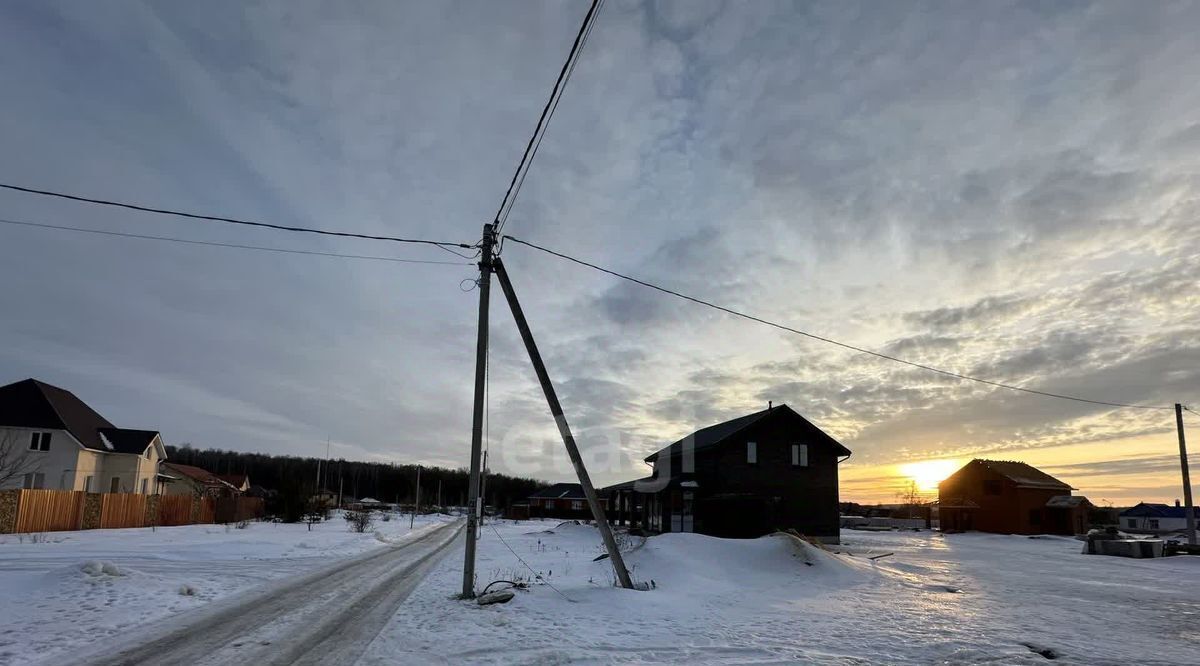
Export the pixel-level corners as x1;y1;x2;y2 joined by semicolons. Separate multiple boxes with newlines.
1;1;1198;504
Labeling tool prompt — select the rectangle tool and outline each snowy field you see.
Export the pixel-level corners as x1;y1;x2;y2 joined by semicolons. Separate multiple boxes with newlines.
0;511;455;665
365;520;1200;665
2;517;1198;665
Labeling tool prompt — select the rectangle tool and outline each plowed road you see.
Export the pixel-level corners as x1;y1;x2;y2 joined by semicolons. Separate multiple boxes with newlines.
67;519;463;666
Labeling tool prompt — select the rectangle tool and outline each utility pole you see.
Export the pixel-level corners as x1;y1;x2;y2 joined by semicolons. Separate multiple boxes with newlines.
462;223;494;598
493;258;634;589
437;479;442;510
411;465;422;530
1176;404;1196;546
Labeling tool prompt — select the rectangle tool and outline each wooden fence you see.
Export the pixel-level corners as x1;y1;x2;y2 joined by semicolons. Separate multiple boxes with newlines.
158;494;195;527
99;493;148;529
14;489;87;533
0;489;264;534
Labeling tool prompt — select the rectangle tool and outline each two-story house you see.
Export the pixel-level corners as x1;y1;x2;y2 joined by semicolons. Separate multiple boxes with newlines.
0;378;167;494
603;404;851;542
938;459;1092;535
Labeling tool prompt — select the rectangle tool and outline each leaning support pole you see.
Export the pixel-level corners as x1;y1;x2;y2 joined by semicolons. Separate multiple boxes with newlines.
1176;403;1197;546
493;257;635;589
461;223;494;598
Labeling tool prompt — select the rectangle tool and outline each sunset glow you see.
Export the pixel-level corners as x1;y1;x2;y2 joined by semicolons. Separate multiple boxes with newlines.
899;460;961;493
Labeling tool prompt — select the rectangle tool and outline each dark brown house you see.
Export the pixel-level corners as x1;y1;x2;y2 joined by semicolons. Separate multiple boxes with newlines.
938;459;1091;535
603;404;851;542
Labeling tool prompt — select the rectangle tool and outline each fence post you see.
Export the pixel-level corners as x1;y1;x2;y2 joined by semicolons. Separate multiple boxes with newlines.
82;493;102;530
0;490;17;534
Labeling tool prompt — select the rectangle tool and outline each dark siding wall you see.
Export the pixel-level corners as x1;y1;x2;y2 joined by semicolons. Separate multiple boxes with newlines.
685;414;841;538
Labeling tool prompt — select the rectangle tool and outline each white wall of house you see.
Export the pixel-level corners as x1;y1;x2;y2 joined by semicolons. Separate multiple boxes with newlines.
0;427;87;490
96;436;164;495
1122;515;1192;532
0;427;164;494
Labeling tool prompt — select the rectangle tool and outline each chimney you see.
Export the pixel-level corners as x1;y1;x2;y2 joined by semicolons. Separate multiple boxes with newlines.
1177;499;1182;508
768;401;773;411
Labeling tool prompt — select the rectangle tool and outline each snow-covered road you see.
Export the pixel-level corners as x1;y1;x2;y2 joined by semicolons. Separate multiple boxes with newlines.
60;518;463;666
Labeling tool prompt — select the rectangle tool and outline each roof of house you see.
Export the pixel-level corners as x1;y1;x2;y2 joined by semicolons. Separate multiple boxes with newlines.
217;474;249;488
644;404;851;463
528;483;587;500
0;378;161;455
599;477;657;494
162;462;236;489
1046;495;1091;508
970;460;1073;490
1119;502;1198;519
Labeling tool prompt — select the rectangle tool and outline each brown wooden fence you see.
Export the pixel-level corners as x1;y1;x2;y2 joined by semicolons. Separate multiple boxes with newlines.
158;494;195;527
0;489;263;534
99;493;148;529
14;489;86;533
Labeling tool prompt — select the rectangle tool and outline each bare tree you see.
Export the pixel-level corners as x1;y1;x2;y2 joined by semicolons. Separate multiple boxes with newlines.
0;430;37;489
896;480;923;519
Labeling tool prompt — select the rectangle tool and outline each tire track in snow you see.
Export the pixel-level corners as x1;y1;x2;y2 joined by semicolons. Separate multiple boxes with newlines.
62;520;463;666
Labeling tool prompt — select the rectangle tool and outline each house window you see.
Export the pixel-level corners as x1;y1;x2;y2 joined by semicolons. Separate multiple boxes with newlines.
571;500;583;510
1148;519;1159;529
28;432;51;451
983;480;1002;496
110;477;121;493
22;472;45;489
1126;518;1137;528
140;478;149;495
1029;509;1041;525
84;476;94;492
792;444;808;467
747;441;757;464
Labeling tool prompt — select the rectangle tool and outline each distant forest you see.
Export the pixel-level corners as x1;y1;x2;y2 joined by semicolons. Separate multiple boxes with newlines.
165;444;546;510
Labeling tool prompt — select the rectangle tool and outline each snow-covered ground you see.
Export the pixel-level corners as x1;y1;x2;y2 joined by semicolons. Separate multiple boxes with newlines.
364;520;1200;665
3;516;1198;664
0;511;455;665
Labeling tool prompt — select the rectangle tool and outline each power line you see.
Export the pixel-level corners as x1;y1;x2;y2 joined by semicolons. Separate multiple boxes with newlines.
505;235;1174;411
0;217;472;266
491;0;603;236
0;182;474;250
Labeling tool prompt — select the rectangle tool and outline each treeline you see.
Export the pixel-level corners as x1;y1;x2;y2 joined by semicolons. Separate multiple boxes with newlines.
165;444;545;510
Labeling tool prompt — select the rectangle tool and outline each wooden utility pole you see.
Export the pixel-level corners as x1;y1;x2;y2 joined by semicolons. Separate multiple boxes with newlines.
1176;404;1196;546
493;258;634;589
411;465;422;529
461;223;494;598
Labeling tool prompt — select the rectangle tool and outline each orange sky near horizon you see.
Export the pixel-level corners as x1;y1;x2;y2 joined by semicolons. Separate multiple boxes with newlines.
838;422;1198;507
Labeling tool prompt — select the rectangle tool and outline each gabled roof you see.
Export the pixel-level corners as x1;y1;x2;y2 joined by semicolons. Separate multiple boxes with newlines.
644;404;850;463
971;460;1073;490
1120;502;1198;519
0;378;161;455
528;483;586;500
97;428;160;455
162;463;237;490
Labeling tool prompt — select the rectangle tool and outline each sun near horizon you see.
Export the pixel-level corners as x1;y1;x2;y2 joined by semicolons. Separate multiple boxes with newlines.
899;459;962;494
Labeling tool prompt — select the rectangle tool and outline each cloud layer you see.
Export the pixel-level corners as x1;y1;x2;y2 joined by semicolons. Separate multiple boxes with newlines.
1;1;1197;503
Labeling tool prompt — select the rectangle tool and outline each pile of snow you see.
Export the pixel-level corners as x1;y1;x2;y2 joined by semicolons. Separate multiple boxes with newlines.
79;561;122;577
